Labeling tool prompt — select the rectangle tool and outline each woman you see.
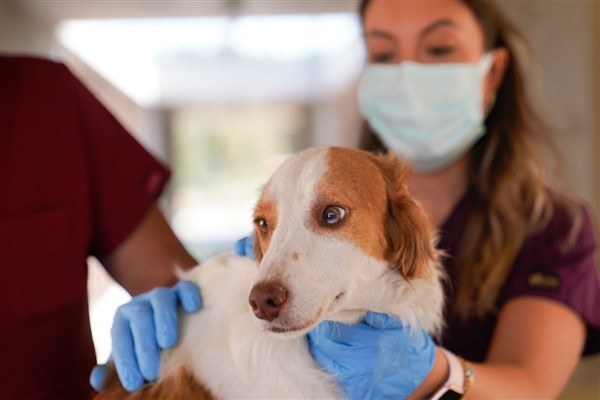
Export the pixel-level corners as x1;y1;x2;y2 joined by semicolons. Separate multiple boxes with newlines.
308;0;600;398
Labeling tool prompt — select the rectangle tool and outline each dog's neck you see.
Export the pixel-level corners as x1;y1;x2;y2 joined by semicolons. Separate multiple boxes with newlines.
324;260;444;335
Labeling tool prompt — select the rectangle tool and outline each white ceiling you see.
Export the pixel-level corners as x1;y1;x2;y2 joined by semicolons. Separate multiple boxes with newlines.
4;1;364;106
8;0;359;25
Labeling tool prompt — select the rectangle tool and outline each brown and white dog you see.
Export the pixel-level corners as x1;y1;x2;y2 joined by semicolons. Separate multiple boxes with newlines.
96;147;445;399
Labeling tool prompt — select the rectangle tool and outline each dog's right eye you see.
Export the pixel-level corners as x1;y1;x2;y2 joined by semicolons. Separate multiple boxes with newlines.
254;218;269;234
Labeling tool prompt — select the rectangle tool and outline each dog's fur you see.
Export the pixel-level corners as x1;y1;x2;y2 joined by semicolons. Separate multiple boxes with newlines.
95;147;445;399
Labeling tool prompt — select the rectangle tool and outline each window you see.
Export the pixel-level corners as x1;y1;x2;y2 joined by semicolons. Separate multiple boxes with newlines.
170;104;307;259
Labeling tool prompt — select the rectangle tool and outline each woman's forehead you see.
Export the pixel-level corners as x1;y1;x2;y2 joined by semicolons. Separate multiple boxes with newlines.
363;0;482;40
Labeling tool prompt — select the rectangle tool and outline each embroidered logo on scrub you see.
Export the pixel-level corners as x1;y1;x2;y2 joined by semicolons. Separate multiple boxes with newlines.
527;271;561;291
144;169;164;196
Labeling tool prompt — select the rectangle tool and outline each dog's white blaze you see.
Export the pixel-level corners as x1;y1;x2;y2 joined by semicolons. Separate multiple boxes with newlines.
253;149;330;331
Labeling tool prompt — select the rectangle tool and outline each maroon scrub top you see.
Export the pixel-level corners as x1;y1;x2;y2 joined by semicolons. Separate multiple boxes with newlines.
0;55;170;399
439;187;600;362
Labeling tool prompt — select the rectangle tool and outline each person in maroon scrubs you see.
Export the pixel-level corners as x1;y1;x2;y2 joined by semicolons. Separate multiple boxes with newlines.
0;55;198;399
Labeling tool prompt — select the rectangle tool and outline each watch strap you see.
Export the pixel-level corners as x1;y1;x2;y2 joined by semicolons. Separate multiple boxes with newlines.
430;348;465;400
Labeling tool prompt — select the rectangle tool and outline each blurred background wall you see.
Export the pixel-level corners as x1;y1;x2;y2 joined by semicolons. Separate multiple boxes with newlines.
1;1;598;398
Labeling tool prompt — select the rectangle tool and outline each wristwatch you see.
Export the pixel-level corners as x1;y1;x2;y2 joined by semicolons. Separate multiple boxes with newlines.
430;348;473;400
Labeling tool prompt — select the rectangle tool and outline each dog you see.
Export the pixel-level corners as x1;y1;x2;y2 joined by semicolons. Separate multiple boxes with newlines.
95;146;445;399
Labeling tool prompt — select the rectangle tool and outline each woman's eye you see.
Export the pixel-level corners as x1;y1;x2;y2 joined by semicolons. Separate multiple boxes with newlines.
322;206;346;225
427;45;455;57
369;52;394;64
254;218;269;234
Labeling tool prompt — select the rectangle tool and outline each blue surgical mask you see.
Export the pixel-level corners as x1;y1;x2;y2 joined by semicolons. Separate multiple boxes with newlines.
358;53;494;172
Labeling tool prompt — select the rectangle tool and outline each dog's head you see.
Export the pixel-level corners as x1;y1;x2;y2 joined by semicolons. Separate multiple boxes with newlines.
249;147;444;336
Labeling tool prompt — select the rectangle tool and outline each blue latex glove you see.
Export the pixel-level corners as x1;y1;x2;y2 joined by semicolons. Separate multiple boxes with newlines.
89;280;202;392
234;235;254;260
307;312;436;400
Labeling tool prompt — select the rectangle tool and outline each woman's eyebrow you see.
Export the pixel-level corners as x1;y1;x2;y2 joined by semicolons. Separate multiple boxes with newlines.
420;18;457;38
366;19;456;41
365;29;396;41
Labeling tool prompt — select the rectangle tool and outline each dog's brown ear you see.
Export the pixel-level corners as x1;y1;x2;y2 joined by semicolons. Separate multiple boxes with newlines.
375;154;439;279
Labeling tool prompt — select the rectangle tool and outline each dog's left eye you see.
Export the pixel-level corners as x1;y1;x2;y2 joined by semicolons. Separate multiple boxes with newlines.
322;205;346;225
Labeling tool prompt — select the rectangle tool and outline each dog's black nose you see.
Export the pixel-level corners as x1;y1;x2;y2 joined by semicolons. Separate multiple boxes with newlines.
249;281;288;321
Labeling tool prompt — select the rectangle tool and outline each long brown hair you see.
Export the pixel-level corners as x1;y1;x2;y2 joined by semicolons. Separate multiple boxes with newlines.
358;0;578;318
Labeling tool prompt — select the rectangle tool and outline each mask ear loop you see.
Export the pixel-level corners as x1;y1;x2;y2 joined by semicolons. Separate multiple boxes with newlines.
481;50;498;117
479;50;496;74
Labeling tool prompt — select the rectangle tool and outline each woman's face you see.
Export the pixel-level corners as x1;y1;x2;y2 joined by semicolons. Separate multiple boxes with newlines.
363;0;507;109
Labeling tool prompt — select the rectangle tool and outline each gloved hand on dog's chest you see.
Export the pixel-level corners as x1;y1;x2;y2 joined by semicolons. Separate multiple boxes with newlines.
89;280;202;392
307;312;436;400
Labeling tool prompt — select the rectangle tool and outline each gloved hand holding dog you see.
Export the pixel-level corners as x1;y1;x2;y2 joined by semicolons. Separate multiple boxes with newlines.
89;280;201;392
308;312;436;399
